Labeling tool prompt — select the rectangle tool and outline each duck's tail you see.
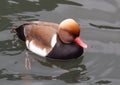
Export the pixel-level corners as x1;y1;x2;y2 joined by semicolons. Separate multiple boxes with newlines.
11;24;29;41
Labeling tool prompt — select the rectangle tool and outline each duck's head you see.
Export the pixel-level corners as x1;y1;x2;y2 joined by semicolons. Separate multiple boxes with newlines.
58;18;87;48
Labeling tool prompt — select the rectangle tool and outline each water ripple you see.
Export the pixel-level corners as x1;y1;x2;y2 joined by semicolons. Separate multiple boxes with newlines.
85;40;120;55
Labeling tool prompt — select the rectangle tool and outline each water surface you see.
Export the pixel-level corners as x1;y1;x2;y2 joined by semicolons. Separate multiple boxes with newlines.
0;0;120;85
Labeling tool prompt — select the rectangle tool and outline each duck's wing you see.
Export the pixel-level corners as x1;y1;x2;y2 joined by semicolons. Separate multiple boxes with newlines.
23;22;58;56
24;22;58;47
29;21;59;31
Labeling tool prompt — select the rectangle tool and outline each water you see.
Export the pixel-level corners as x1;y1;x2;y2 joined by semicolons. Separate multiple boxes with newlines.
0;0;120;85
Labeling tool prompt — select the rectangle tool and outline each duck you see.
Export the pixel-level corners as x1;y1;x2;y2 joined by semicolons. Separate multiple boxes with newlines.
12;18;87;60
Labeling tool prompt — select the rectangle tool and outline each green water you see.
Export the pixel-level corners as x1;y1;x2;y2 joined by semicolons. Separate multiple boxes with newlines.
0;0;120;85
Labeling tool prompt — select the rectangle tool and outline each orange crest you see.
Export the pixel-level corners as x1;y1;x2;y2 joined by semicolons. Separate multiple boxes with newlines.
59;19;80;37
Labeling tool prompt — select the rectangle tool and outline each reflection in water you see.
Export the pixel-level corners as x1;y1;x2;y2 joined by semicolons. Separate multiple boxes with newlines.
0;53;89;83
36;56;89;83
56;70;89;83
81;0;116;12
95;80;112;84
0;34;25;56
0;68;23;80
0;0;83;15
89;23;120;30
35;55;85;70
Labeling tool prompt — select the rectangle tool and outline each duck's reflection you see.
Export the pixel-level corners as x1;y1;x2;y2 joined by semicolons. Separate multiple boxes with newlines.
0;50;89;83
24;52;89;83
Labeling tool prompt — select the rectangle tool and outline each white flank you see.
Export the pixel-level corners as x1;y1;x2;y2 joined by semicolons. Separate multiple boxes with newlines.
26;40;29;48
51;34;57;47
26;40;47;57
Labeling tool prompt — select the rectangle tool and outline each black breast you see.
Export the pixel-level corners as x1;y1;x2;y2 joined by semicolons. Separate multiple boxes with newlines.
46;41;83;60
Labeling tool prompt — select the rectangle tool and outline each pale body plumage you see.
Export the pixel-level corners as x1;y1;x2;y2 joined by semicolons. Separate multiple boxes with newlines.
26;34;57;57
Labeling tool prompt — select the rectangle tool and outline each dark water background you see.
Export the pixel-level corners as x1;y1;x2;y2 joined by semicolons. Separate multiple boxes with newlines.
0;0;120;85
